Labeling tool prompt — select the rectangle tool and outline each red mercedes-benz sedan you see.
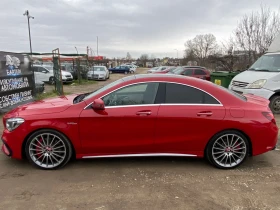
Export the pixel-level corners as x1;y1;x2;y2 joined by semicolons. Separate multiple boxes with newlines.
1;74;278;170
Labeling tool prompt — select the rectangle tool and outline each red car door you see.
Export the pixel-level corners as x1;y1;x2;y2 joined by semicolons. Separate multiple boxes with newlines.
155;83;226;156
79;82;160;156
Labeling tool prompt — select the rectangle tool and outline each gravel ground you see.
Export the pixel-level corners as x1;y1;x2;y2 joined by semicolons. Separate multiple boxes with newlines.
0;69;280;210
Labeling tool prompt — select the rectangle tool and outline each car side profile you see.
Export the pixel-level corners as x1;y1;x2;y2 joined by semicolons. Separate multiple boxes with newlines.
1;74;278;170
108;65;130;74
32;65;73;84
170;66;211;80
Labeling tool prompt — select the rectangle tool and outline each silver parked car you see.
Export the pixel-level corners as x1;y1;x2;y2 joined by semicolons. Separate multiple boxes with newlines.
87;66;110;80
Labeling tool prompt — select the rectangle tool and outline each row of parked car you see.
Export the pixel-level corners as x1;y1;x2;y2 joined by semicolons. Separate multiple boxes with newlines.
147;66;211;80
32;63;138;93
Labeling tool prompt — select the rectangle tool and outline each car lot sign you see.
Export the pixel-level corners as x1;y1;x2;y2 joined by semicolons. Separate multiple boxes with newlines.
0;51;35;114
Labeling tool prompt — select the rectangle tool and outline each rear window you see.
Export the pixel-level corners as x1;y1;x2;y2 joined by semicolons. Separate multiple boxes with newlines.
216;85;247;101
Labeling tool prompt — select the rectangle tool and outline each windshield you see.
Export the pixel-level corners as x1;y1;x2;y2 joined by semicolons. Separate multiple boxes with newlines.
83;78;124;100
249;54;280;72
44;66;53;70
93;67;105;71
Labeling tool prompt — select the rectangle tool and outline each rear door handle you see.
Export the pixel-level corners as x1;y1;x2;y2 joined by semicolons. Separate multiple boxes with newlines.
197;111;212;117
136;111;151;116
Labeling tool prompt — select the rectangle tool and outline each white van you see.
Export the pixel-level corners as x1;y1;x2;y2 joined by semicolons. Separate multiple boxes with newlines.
229;34;280;114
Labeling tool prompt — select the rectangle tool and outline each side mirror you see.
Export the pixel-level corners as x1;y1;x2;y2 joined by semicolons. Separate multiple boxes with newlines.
91;98;105;110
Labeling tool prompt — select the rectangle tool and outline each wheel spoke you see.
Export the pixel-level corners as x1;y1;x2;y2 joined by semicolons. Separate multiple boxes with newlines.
41;135;47;146
225;155;228;165
231;137;240;147
49;135;55;147
50;153;59;163
215;153;225;160
53;151;66;153
35;138;44;148
233;147;246;151
233;142;243;149
41;155;46;165
52;153;64;159
52;139;62;148
233;151;245;154
226;135;230;148
213;151;224;155
229;135;234;147
231;154;238;164
46;156;49;167
215;142;226;149
220;154;226;164
30;143;43;150
229;155;232;166
221;138;228;147
49;155;54;167
47;134;50;146
53;145;65;150
213;147;225;151
232;153;241;159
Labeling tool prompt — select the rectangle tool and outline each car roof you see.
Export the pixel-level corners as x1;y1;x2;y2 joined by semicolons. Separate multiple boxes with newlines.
182;66;206;69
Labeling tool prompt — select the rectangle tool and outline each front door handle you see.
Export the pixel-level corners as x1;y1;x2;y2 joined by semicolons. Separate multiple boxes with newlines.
197;111;212;117
136;111;151;116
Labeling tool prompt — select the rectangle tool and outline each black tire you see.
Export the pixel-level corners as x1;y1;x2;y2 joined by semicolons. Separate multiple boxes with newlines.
49;76;55;85
205;130;249;169
25;129;73;170
109;71;113;74
269;95;280;114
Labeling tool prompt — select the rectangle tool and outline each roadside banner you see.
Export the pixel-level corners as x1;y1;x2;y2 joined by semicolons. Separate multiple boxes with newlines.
0;51;35;114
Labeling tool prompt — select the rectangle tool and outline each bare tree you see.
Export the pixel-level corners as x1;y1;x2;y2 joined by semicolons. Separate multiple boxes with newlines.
126;52;132;60
234;4;280;63
184;34;218;64
140;54;149;67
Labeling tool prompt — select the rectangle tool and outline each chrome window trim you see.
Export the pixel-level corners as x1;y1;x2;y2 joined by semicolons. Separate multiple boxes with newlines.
84;81;223;109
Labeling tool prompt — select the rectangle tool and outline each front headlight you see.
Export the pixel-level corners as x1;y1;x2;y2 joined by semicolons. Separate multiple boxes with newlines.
248;79;267;89
6;118;25;131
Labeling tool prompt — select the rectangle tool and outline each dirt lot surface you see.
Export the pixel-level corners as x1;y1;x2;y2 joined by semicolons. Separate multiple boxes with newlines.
1;68;280;210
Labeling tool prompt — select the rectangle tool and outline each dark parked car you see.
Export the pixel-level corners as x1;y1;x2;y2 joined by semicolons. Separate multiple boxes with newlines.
108;65;130;74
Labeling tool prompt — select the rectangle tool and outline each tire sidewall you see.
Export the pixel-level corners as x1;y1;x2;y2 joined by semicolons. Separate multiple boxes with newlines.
25;129;72;170
269;95;280;114
206;130;249;169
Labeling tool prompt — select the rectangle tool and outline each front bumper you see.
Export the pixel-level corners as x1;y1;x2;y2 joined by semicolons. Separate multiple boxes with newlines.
1;139;12;157
228;85;274;100
88;75;106;80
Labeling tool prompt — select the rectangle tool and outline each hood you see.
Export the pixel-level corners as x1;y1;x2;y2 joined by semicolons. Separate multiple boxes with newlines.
88;70;105;74
49;70;72;76
232;70;279;83
11;94;79;116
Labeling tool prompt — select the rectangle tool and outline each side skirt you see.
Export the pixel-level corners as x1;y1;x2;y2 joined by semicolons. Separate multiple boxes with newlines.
82;153;197;159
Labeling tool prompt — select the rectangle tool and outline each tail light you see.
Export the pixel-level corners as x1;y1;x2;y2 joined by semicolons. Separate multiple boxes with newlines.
262;112;276;124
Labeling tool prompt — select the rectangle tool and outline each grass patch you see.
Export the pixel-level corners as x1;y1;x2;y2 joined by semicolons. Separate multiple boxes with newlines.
35;90;72;101
72;79;97;85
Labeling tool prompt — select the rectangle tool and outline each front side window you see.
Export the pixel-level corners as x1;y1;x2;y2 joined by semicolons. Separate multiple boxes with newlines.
165;83;219;104
102;83;159;107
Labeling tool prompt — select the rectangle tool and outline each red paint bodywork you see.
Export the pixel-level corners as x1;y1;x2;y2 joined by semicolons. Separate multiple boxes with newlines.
1;75;278;161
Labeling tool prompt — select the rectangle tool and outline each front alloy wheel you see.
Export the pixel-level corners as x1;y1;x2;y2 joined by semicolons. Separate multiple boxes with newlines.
25;129;72;170
206;130;249;169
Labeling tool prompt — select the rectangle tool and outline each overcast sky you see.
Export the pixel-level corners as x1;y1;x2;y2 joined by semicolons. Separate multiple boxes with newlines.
1;0;279;58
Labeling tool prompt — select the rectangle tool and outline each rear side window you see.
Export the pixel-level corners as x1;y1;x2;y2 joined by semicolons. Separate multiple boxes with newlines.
183;69;193;76
165;83;219;104
194;69;206;75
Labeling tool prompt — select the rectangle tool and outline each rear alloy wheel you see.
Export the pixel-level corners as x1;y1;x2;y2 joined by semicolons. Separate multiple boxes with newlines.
49;76;55;85
269;95;280;114
25;129;72;170
206;130;249;169
124;71;128;74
